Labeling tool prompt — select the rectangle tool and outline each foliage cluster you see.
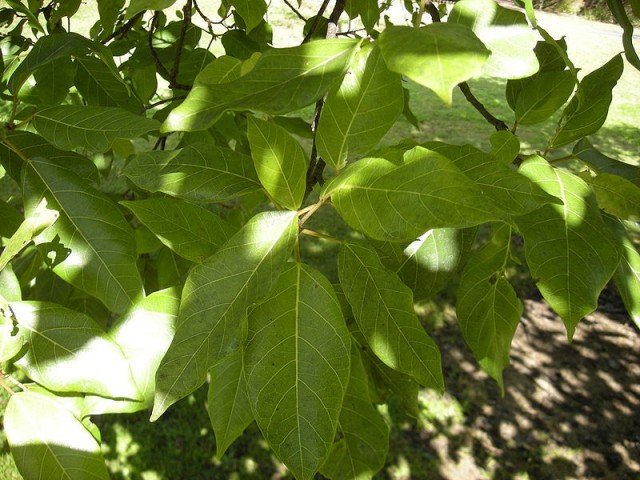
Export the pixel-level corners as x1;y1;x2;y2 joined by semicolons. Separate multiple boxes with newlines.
0;0;639;479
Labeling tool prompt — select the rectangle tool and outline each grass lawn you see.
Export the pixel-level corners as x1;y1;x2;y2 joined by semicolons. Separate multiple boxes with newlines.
1;2;639;480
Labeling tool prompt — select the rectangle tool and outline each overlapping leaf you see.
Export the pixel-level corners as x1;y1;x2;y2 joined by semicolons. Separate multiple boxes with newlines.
75;56;142;112
317;43;403;169
456;223;521;392
152;211;297;420
324;146;503;241
590;173;640;222
32;106;160;153
339;241;444;390
606;218;640;329
490;130;520;164
247;116;309;210
123;143;261;203
10;301;140;399
573;138;640;186
5;391;110;480
22;157;143;314
207;349;254;458
162;39;360;132
448;0;539;79
245;263;351;480
121;198;237;262
514;156;620;338
228;0;267;32
378;24;489;105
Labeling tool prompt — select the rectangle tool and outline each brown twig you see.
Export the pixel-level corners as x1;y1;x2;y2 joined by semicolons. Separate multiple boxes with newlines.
302;0;331;43
171;0;193;87
144;95;187;110
148;11;191;90
283;0;307;22
101;11;145;44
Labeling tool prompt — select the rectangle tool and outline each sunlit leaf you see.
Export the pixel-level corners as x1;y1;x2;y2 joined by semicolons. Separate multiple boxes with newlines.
125;0;177;18
245;263;351;480
591;173;640;222
573;138;640;186
152;211;297;420
490;130;520;165
228;0;267;32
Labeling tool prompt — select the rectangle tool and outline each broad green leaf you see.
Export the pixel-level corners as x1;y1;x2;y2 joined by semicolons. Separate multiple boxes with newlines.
75;57;142;112
0;265;21;303
345;0;380;33
0;200;23;238
317;43;403;169
10;301;140;399
320;345;389;480
0;299;24;362
5;391;110;480
0;131;99;183
192;56;244;87
606;218;640;329
121;198;237;262
97;0;126;37
490;130;520;165
32;106;160;153
8;32;117;95
22;157;143;314
456;223;521;392
245;263;351;480
514;70;575;125
573;138;640;186
378;24;490;105
122;143;261;203
82;288;180;416
339;241;444;390
449;0;538;79
247;117;308;210
125;0;177;18
33;57;76;106
606;0;640;70
396;227;476;301
228;0;267;32
162;39;360;132
152;211;297;420
5;0;45;33
0;199;59;272
324;146;503;242
590;174;640;222
425;142;560;217
207;348;253;458
514;156;620;338
550;55;624;148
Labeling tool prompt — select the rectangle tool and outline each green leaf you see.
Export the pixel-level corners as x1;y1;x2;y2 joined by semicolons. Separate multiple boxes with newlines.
5;391;110;480
426;142;560;217
490;130;520;165
5;0;45;33
590;174;640;222
514;70;575;125
395;227;476;301
97;0;126;37
0;199;59;272
0;265;22;303
514;156;620;338
606;0;640;71
0;299;24;362
247;116;308;210
245;263;351;480
121;198;237;262
320;345;389;480
75;56;142;112
228;0;267;32
192;55;244;87
324;146;503;241
10;301;140;399
152;211;298;420
207;348;253;458
125;0;177;18
456;223;521;392
33;57;76;106
82;287;180;415
449;0;538;79
8;32;117;95
317;43;403;170
32;106;160;153
378;24;490;105
339;241;444;390
162;39;360;132
22;157;143;314
606;218;640;329
0;200;23;239
0;131;100;185
550;55;624;149
345;0;380;33
122;143;261;203
573;138;640;187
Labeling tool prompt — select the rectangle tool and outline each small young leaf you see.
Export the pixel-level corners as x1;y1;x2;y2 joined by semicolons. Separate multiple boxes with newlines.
247;116;309;210
123;143;261;203
208;348;253;459
121;198;237;262
245;263;351;480
11;301;141;399
152;211;297;420
379;24;489;105
339;241;444;390
5;391;110;480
